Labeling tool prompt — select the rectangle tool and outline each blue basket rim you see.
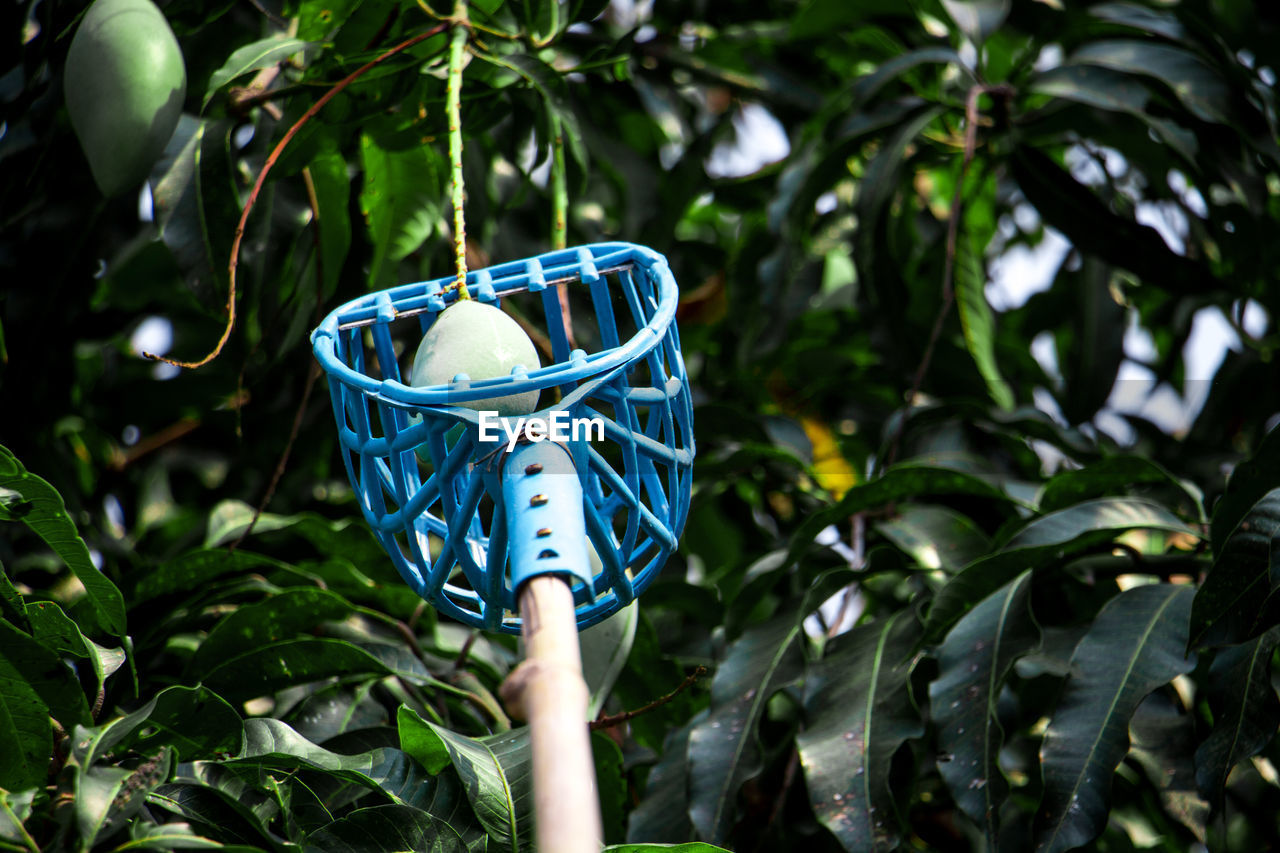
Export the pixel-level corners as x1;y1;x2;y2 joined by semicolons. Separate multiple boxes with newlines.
311;242;678;407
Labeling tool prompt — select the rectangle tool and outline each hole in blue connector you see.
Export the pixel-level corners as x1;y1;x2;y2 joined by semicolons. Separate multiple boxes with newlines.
538;549;558;559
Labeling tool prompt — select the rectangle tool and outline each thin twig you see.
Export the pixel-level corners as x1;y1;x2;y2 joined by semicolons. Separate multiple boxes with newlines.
755;748;800;853
229;362;322;550
452;629;479;672
108;417;200;470
446;0;472;299
143;23;450;369
550;112;575;347
589;666;707;731
884;85;986;469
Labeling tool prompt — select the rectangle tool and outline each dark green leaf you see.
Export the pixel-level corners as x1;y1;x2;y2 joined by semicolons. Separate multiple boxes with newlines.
1194;627;1280;803
397;711;532;852
203;638;443;703
876;505;991;571
1129;690;1208;843
1070;40;1231;124
192;587;355;674
593;731;627;845
627;713;703;844
929;570;1038;839
305;804;467;852
1010;146;1214;296
1034;584;1195;853
954;226;1013;410
688;570;854;843
1038;456;1200;515
1190;489;1280;648
0;634;53;791
940;0;1010;45
927;497;1196;642
0;445;125;636
788;464;1016;570
797;611;923;853
1210;428;1280;556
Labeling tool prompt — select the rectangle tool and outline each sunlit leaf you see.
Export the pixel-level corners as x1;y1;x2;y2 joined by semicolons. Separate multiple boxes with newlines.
204;37;311;109
0;445;125;636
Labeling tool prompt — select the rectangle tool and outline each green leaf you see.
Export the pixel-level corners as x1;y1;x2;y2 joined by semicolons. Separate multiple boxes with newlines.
0;633;53;791
1129;690;1208;843
359;135;444;287
151;116;239;315
1056;256;1126;425
1009;146;1213;296
1190;488;1280;648
940;0;1010;44
1089;2;1188;42
1210;428;1280;557
929;570;1038;839
147;782;280;849
204;37;311;109
1070;40;1231;124
797;611;922;853
1028;64;1198;164
398;709;532;852
0;788;35;846
581;600;638;719
1034;584;1196;853
1038;456;1201;515
237;718;439;810
104;686;243;762
601;840;732;845
688;569;854;843
594;731;627;845
927;497;1196;642
204;638;444;703
308;145;351;302
955;225;1014;410
0;618;91;731
0;560;26;631
1194;627;1280;803
474;52;587;171
76;748;173;851
115;820;256;849
626;713;703;844
192;587;355;674
877;505;991;570
305;804;468;852
787;464;1016;570
0;444;125;636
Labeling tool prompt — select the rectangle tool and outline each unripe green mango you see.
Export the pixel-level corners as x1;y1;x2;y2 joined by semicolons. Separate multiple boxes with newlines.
410;299;541;416
64;0;186;197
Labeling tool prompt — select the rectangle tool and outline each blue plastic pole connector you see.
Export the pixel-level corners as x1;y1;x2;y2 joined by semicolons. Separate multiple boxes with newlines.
500;440;593;593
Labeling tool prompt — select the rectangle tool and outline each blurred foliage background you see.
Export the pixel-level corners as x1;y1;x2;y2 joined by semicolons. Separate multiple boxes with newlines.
4;0;1280;850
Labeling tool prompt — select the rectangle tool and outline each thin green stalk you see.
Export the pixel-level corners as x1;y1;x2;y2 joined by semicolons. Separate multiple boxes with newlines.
550;112;574;345
551;113;567;250
447;0;471;300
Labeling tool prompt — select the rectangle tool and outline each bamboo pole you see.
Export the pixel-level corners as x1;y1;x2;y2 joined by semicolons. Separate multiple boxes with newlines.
502;575;602;853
